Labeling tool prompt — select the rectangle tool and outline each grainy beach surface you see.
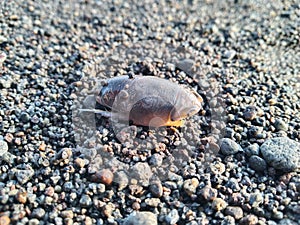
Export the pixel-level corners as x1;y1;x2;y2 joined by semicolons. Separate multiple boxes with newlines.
0;0;299;224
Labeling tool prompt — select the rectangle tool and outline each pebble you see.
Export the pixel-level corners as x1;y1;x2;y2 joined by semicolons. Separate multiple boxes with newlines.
249;155;267;172
130;162;153;186
91;169;114;185
114;170;129;191
223;50;236;60
239;214;258;225
243;106;261;121
224;206;243;220
165;209;179;225
149;153;163;166
0;35;8;44
212;198;228;211
0;140;8;156
102;203;115;218
175;59;194;73
74;157;86;168
210;161;226;175
244;143;260;156
220;138;243;155
274;119;289;131
226;178;241;192
15;167;35;184
123;211;157;225
28;219;40;225
183;178;199;196
221;216;235;225
0;215;10;225
31;208;46;219
16;189;27;204
278;219;298;225
149;181;163;197
145;198;160;207
199;186;218;201
79;194;92;207
249;192;264;208
45;186;55;196
260;137;300;171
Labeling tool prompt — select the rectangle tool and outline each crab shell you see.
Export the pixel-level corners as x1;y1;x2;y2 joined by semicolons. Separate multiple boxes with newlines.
96;75;203;127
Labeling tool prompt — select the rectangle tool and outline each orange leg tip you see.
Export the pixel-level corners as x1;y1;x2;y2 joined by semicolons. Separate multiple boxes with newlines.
164;119;185;127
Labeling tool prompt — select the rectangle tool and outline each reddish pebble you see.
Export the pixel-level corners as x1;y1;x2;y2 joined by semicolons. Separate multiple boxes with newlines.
91;169;114;185
16;190;27;204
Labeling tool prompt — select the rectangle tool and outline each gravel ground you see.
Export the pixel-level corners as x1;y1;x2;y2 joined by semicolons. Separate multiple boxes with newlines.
0;0;300;225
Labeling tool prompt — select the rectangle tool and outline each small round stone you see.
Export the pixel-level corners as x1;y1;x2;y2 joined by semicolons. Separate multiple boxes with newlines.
199;186;218;201
130;162;152;186
274;119;289;131
123;211;157;225
260;137;300;171
74;157;86;168
145;198;160;207
0;140;8;156
45;186;55;196
239;214;258;225
249;192;264;208
244;143;260;156
249;155;267;172
79;194;92;207
28;219;40;225
212;198;228;211
224;206;243;220
114;171;129;191
176;59;194;73
149;181;163;198
183;178;199;196
165;209;179;225
91;169;114;185
61;210;74;219
220;138;242;155
16;190;27;204
0;215;10;225
243;106;258;121
32;208;46;219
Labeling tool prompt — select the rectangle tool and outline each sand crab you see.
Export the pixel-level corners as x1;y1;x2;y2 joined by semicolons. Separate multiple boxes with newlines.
82;75;203;127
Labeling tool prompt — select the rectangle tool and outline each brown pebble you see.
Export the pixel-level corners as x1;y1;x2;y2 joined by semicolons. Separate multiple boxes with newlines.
132;202;140;210
0;215;10;225
16;190;27;204
91;169;114;185
39;142;46;151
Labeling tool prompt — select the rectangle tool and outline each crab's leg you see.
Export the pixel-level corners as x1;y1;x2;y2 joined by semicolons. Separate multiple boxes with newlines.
79;109;130;122
79;109;112;118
